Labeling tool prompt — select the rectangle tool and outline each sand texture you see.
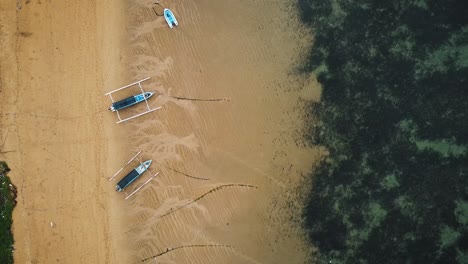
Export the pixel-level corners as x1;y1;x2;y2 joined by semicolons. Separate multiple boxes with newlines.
1;0;130;263
121;0;322;263
0;0;321;263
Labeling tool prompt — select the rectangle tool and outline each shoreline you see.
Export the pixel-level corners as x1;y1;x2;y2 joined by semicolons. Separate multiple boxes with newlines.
297;1;468;263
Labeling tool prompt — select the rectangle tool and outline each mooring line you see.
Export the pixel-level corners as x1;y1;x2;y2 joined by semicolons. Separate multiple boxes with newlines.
157;183;258;219
140;244;233;262
123;183;258;234
164;95;229;102
152;2;164;16
162;165;210;181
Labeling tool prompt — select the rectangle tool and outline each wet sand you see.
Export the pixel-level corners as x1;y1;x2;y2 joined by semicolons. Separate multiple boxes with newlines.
122;0;322;263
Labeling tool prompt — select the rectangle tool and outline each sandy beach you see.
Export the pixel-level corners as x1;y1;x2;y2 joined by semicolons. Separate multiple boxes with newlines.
122;0;322;263
1;0;130;263
1;0;321;263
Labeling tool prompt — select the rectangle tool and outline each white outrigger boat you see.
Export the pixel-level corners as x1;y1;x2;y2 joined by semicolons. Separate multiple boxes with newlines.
164;8;178;28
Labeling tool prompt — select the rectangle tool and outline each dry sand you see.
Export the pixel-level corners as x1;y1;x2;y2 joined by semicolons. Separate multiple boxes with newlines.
1;0;131;263
0;0;322;263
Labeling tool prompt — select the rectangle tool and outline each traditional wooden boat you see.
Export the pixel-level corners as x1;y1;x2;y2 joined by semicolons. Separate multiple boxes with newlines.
116;160;152;192
108;92;155;112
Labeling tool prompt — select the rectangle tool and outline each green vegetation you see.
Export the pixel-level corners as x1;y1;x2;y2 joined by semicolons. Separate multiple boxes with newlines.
297;0;468;263
0;161;16;264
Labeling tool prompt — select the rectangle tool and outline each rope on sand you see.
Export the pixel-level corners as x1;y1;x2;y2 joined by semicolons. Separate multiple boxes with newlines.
165;95;230;102
162;165;210;181
152;2;164;16
140;244;233;262
157;184;258;219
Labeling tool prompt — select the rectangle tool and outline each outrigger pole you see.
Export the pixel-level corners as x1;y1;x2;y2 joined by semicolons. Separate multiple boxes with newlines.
109;150;142;181
104;77;162;124
104;77;151;98
116;107;162;124
125;172;160;200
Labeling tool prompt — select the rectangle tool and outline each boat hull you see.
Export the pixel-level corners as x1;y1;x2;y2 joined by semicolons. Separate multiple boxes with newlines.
116;169;140;192
116;160;152;192
164;8;178;28
109;92;154;112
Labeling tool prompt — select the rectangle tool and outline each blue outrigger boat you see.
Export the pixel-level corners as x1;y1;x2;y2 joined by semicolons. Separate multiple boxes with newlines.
108;92;155;112
116;160;152;192
164;8;178;28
